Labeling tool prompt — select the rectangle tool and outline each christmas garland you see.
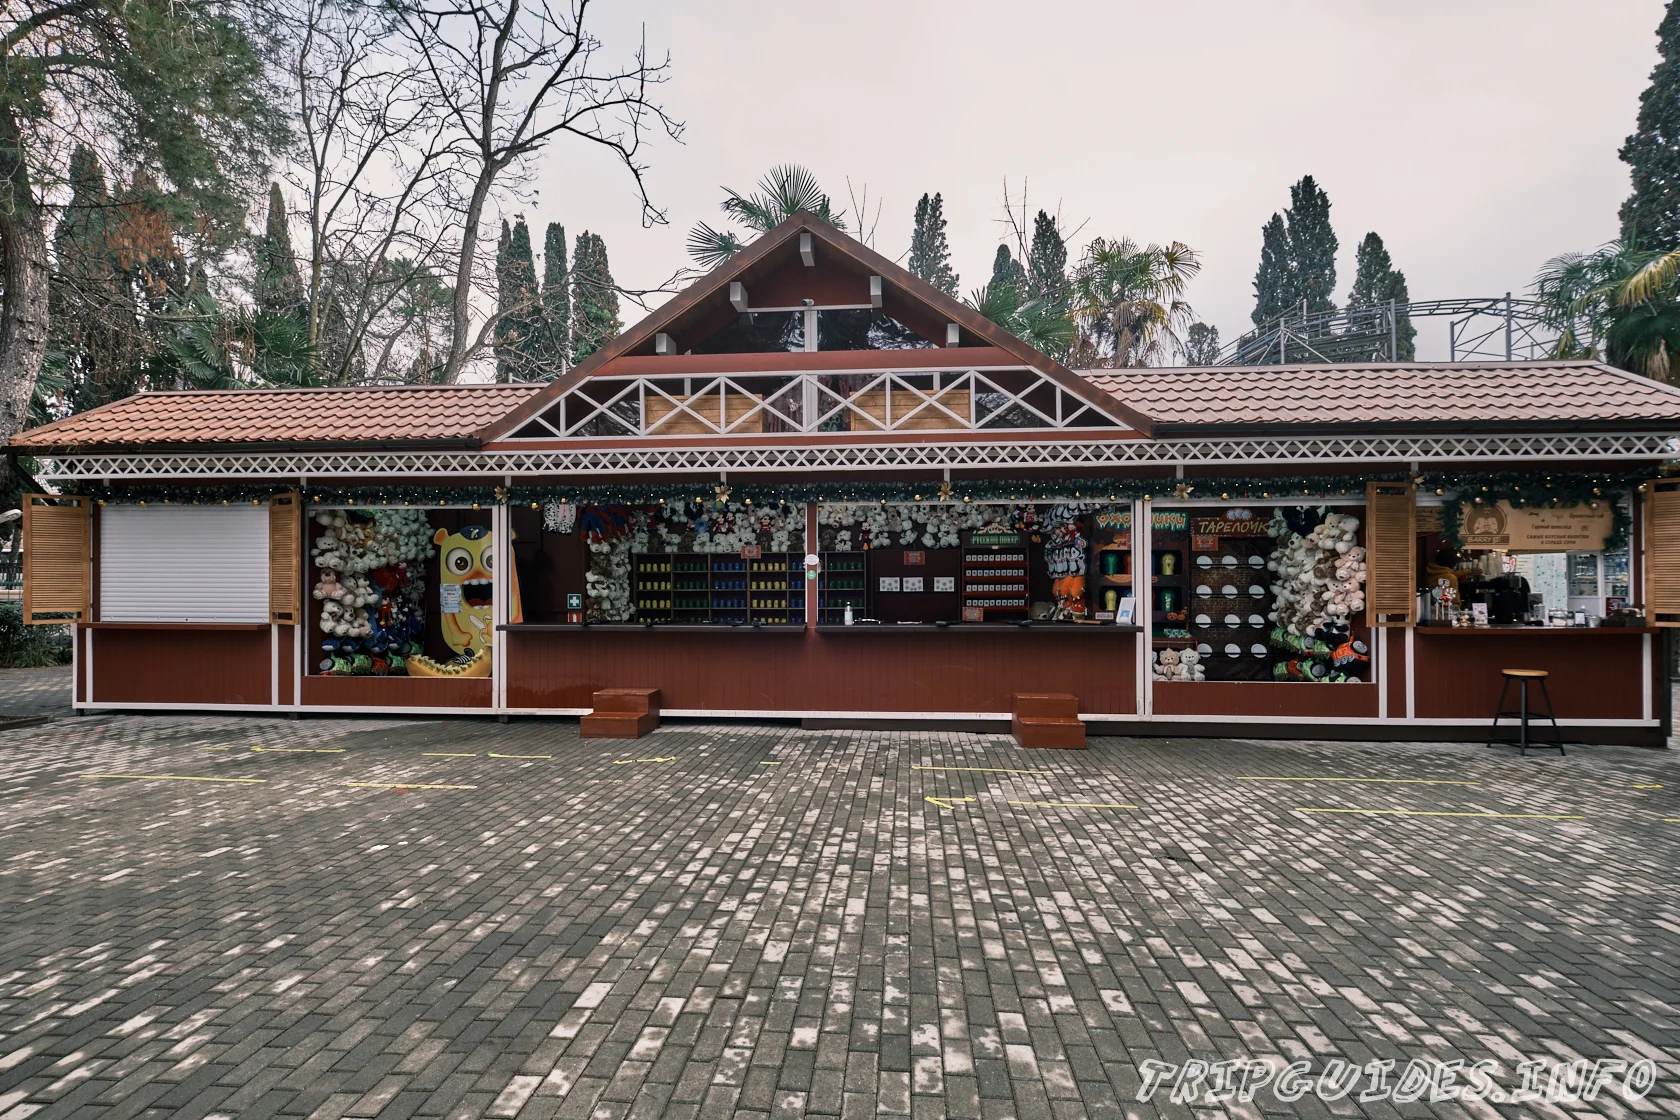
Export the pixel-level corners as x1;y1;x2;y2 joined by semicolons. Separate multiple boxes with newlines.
75;465;1650;558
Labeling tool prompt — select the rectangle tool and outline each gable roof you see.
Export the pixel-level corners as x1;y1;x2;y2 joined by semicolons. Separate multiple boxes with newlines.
483;211;1155;439
1083;360;1680;434
11;384;540;452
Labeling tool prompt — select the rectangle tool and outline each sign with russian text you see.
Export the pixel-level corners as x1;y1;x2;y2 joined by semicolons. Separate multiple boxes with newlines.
1459;501;1612;552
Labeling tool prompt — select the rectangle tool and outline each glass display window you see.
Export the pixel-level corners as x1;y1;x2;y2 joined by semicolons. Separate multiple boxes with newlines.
308;507;500;678
1152;503;1371;683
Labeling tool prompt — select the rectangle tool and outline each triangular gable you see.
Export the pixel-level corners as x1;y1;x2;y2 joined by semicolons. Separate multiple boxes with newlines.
482;212;1153;440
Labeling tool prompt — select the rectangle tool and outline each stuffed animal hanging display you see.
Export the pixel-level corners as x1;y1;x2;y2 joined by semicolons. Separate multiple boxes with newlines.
1041;504;1092;619
1263;508;1369;682
313;508;431;676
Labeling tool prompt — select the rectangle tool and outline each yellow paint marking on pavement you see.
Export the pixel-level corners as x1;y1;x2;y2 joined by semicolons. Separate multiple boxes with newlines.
423;752;478;757
1664;818;1680;822
1238;776;1477;785
251;747;345;753
1009;801;1137;809
79;773;267;784
614;757;675;764
345;782;478;790
912;766;1052;774
488;753;551;759
1632;783;1663;789
1295;808;1584;820
924;796;977;809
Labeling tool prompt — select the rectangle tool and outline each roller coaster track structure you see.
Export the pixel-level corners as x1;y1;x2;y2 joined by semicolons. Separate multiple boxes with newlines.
1219;295;1566;366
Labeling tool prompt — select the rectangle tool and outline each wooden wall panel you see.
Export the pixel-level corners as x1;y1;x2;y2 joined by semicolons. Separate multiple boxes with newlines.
90;628;270;705
1385;629;1407;717
1412;632;1646;719
1153;681;1378;719
277;626;294;706
301;675;492;708
506;631;1138;714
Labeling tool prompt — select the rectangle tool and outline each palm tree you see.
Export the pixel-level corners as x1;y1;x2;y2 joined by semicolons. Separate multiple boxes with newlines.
687;164;846;267
965;282;1074;361
1067;238;1201;368
1534;239;1680;380
160;291;320;389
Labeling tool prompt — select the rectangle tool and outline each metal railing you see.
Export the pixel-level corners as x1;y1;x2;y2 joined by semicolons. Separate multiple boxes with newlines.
1221;295;1563;366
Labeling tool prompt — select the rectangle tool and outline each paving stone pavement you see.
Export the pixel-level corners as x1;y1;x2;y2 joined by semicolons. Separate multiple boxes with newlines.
0;669;1678;1119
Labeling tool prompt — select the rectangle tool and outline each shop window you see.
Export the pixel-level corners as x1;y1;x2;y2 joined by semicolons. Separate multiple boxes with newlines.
100;505;269;623
815;309;935;350
307;508;500;677
689;311;804;354
1151;505;1372;683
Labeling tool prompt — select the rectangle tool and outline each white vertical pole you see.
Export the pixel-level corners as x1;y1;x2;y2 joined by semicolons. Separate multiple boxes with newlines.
494;502;510;713
1405;625;1416;720
271;623;279;708
1135;497;1152;718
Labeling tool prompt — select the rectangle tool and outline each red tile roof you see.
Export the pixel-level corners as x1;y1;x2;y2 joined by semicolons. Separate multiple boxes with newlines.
12;384;542;450
1084;360;1680;432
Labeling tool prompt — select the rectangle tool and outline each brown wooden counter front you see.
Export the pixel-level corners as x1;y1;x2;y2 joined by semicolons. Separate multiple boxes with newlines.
503;624;1139;714
1412;625;1655;721
85;624;276;706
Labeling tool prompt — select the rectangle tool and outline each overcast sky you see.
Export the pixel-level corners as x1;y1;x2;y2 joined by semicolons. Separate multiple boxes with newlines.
528;0;1665;361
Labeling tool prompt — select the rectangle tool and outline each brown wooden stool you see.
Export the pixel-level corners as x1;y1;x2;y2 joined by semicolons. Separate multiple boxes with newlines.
1486;669;1564;756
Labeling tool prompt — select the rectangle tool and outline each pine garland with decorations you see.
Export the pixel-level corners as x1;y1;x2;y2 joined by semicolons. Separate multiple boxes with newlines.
1415;470;1644;553
73;468;1649;553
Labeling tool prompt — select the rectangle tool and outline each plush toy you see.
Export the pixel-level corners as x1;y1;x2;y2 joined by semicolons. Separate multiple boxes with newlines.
1154;648;1181;681
1176;648;1206;682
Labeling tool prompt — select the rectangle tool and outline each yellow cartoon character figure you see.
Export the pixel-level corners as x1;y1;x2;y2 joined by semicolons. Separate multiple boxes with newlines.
407;524;520;678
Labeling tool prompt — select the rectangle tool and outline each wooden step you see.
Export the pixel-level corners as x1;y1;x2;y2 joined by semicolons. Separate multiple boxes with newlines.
581;711;660;739
591;688;661;716
1012;692;1079;720
1012;715;1086;750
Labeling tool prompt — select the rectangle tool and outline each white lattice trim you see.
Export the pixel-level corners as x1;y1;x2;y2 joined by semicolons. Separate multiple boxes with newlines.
36;431;1680;481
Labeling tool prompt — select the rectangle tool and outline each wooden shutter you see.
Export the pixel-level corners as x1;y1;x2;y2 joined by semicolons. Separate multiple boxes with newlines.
1365;481;1416;627
1645;478;1680;625
268;491;302;624
21;494;90;624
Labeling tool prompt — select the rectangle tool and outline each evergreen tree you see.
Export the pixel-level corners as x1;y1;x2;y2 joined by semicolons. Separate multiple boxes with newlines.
494;217;540;380
1026;210;1070;317
1251;213;1295;328
569;231;620;363
907;192;958;295
254;183;305;321
51;147;141;412
1622;0;1680;249
989;245;1026;297
1184;322;1221;366
1285;174;1337;318
538;222;569;375
1347;232;1416;361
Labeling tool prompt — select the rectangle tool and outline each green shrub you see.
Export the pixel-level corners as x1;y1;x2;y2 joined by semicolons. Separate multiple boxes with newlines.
0;602;72;668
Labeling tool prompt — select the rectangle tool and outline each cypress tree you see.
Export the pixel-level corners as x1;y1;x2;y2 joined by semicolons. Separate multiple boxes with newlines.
253;183;305;321
569;231;620;363
494;218;540;380
539;222;569;375
989;245;1026;297
1621;0;1680;249
1027;210;1070;316
1347;232;1416;361
1251;213;1295;328
51;146;132;412
907;192;958;295
1285;174;1337;318
1184;323;1221;366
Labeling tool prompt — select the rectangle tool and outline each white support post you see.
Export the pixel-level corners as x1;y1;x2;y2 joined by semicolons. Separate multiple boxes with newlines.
1134;497;1152;718
494;502;510;713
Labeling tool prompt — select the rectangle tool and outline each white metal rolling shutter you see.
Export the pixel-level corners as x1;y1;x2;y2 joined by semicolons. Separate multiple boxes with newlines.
100;506;269;623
